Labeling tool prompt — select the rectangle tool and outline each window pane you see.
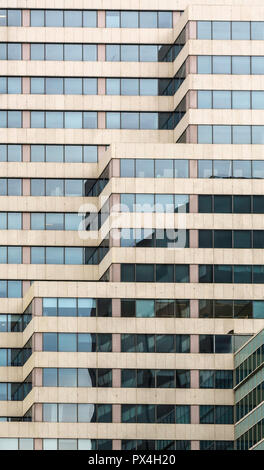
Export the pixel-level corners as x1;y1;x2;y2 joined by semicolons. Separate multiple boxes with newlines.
213;56;231;74
213;126;231;144
46;10;63;27
135;159;154;177
140;12;157;28
198;90;212;108
232;56;250;74
214;161;232;178
65;112;82;129
140;45;157;62
31;44;44;60
31;10;44;26
46;111;63;128
121;11;138;28
233;160;251;178
64;44;82;61
213;91;231;109
46;78;63;94
106;11;120;28
252;22;264;40
83;112;97;128
197;21;211;39
155;159;173;178
59;333;76;352
45;44;63;61
31;77;44;94
83;78;97;95
83;45;97;61
198;125;212;143
212;22;231;39
58;404;77;422
121;45;139;62
8;43;21;60
46;145;63;162
31;111;44;128
64;11;82;27
121;79;139;96
7;77;21;94
83;11;97;28
121;112;139;129
233;91;250;109
46;179;64;196
214;265;232;283
232;22;250;40
140;79;158;96
234;265;252;283
106;45;120;61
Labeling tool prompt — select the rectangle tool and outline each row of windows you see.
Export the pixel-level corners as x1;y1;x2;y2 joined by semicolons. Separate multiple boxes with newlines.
0;110;177;130
0;43;175;62
120;158;189;178
235;345;264;385
0;341;31;366
197;55;264;75
0;281;22;298
0;178;107;197
43;368;190;389
236;383;264;422
120;228;189;248
42;297;112;318
121;264;189;283
122;440;233;451
0;439;34;450
199;405;233;424
43;333;112;353
0;9;173;29
42;403;189;424
120;194;189;213
121;334;235;354
198;90;264;110
199;299;264;319
199;370;233;389
198;125;264;144
0;144;99;162
120;298;189;318
0;212;88;231
43;368;112;388
198;159;264;179
0;313;31;332
0;245;109;266
0;381;31;401
0;212;96;231
199;230;264;249
199;195;264;213
197;21;264;40
236;419;264;450
43;403;112;423
0;77;175;96
199;264;264;284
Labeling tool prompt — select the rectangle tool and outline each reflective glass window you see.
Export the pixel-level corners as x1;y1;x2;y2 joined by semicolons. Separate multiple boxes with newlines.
213;91;231;108
140;12;157;28
212;22;231;39
121;12;139;28
45;44;63;61
232;22;250;40
232;56;251;74
121;45;139;62
83;45;97;61
212;56;231;74
64;11;82;27
233;91;251;109
106;11;120;28
46;10;63;27
121;79;139;95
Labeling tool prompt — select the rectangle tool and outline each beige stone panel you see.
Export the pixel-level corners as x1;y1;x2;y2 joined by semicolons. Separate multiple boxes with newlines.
24;387;233;407
188;39;264;57
5;95;173;113
187;4;264;22
24;352;234;373
0;368;23;382
0;162;99;178
21;280;264;307
108;246;264;265
0;333;22;348
0;421;234;441
0;403;22;416
0;264;98;281
0;129;173;145
188;74;264;92
112;142;264;161
0;231;100;247
3;0;264;10
188;108;264;126
0;196;98;212
0;61;172;79
110;176;264;195
21;316;264;338
0;28;174;45
0;299;23;314
22;77;30;95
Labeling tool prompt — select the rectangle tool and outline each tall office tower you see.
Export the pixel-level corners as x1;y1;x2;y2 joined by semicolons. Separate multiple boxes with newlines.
0;0;264;452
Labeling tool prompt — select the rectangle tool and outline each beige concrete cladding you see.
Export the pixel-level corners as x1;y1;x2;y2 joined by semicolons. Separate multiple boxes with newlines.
3;0;264;11
0;95;173;113
0;62;172;79
0;422;234;441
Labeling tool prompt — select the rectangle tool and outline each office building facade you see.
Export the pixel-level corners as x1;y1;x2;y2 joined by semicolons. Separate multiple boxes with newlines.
0;0;264;450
